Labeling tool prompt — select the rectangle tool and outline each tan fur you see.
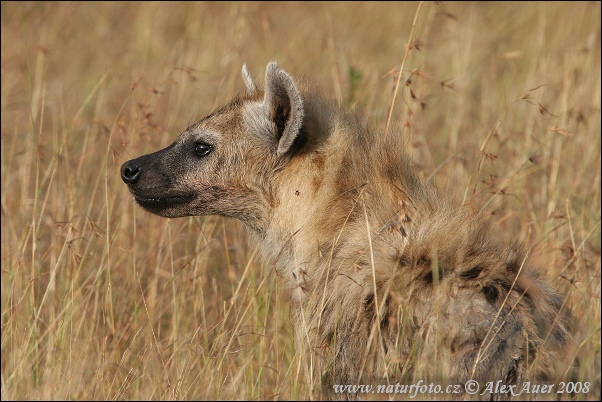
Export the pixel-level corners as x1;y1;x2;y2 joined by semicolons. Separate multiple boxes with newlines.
121;62;575;400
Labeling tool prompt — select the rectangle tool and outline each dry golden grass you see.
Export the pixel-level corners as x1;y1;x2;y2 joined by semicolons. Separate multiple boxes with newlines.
1;2;600;400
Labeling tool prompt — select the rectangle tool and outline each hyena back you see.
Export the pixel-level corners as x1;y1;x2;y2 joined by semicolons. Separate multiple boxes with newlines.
121;62;574;399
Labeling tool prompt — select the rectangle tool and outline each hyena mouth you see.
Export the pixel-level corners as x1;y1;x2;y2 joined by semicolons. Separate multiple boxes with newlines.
133;193;196;214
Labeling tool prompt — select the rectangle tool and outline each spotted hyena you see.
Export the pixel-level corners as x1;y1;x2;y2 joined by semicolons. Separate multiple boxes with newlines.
121;62;574;399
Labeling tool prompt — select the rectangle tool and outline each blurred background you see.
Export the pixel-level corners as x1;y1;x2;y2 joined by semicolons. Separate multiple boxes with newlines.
1;2;600;400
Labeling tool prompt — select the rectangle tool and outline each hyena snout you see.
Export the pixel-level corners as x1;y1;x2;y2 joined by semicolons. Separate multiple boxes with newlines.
121;144;173;188
120;148;197;217
120;160;142;185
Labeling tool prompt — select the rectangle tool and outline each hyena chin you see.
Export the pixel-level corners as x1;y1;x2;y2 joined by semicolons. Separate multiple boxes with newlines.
122;62;575;399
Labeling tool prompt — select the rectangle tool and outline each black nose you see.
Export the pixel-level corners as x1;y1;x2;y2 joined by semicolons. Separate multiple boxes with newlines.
121;160;142;185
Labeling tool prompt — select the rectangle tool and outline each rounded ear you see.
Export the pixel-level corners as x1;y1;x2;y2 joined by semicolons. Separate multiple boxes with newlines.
262;62;305;156
241;64;257;94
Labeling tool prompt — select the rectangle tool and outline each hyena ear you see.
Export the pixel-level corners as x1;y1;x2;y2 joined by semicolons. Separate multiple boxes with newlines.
262;61;305;156
241;64;256;94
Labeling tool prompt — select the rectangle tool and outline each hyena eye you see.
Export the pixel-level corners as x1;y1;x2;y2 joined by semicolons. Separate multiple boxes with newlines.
194;142;213;157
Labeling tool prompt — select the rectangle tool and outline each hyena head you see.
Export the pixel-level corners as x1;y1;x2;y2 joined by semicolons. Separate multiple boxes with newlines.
120;62;304;231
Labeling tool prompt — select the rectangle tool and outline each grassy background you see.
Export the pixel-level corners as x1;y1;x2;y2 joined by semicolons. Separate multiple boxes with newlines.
1;1;600;400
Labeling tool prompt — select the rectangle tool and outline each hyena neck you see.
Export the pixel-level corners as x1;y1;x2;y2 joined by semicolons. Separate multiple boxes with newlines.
255;93;429;300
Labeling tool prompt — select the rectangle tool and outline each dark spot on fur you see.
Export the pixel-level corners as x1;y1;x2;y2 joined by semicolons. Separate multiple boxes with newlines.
379;297;391;330
460;266;484;280
379;319;391;355
552;326;567;344
398;255;410;267
418;255;431;267
312;153;325;169
505;359;519;384
514;284;525;298
513;283;535;309
499;278;512;292
312;176;322;193
380;313;389;330
364;294;374;311
506;258;520;274
521;287;536;309
319;242;331;258
423;264;443;284
466;246;481;258
482;285;499;305
325;330;334;347
311;174;322;193
400;226;407;237
311;152;325;190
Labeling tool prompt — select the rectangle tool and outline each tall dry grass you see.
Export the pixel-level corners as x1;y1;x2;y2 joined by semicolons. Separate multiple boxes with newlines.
1;2;600;400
